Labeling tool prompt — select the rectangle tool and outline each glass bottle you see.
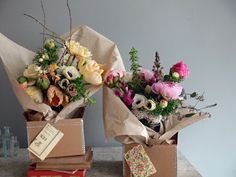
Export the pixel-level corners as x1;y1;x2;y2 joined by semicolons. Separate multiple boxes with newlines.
3;126;11;158
13;136;19;157
0;129;3;157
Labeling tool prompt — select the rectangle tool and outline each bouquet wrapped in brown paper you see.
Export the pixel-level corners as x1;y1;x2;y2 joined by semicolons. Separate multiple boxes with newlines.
0;25;122;122
103;47;216;146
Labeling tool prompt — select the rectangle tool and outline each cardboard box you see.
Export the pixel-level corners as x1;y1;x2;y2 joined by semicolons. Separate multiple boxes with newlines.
123;136;177;177
27;118;85;160
35;149;93;170
27;168;86;177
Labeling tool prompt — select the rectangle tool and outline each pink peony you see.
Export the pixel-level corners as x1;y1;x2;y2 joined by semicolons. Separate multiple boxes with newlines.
151;81;183;100
170;60;189;79
139;68;155;83
104;70;124;85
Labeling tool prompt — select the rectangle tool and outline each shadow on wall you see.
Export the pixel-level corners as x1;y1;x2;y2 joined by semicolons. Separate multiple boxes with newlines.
0;59;28;148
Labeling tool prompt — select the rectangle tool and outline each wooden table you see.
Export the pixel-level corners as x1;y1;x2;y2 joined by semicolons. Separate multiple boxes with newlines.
0;147;201;177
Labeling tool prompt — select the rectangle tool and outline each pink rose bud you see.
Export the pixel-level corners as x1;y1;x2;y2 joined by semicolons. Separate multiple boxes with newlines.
170;60;189;79
104;70;124;85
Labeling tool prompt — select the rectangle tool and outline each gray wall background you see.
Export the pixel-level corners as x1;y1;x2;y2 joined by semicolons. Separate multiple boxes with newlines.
0;0;236;177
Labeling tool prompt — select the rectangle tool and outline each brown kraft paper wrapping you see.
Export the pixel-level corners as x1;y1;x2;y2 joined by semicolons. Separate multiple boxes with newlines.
0;25;121;122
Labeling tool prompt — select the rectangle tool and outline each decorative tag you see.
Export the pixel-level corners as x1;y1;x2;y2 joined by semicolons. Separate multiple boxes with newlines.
124;145;157;177
28;123;64;161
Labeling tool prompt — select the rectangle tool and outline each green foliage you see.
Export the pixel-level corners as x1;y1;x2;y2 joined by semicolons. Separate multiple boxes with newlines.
129;47;141;77
128;47;142;92
70;75;86;102
151;100;180;116
17;76;27;84
34;40;59;69
163;74;182;83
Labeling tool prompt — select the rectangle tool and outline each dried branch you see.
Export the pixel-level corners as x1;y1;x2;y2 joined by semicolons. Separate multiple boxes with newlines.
40;0;46;44
197;103;217;111
40;32;65;44
66;0;72;42
24;13;61;41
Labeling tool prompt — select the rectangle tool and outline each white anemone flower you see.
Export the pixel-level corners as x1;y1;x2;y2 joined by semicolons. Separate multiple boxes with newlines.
132;94;147;109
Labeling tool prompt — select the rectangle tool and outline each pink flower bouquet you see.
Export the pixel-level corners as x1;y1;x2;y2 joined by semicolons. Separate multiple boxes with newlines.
103;48;216;144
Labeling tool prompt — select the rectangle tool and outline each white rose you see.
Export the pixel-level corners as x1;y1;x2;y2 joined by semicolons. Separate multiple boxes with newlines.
23;64;41;79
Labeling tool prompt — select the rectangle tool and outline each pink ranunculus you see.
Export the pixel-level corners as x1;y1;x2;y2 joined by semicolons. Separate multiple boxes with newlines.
170;60;189;79
139;68;155;83
104;70;124;85
151;81;183;100
122;90;134;106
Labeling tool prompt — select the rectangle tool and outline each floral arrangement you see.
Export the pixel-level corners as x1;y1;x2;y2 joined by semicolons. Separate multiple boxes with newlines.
16;1;105;113
105;47;216;133
17;38;104;112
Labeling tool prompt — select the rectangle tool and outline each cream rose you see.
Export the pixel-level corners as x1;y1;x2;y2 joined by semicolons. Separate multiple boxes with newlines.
23;64;41;79
76;46;92;60
25;86;43;103
79;59;104;85
65;40;81;56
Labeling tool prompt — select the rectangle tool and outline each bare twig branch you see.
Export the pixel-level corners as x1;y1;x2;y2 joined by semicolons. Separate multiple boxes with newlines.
24;13;61;40
66;0;72;42
39;32;65;44
197;103;217;111
40;0;46;44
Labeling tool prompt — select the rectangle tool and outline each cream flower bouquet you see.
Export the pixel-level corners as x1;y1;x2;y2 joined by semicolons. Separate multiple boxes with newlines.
0;2;122;122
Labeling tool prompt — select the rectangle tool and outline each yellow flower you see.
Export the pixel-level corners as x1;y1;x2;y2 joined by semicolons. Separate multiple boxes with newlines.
49;64;58;72
65;40;81;56
65;40;92;60
76;46;92;60
25;86;43;103
79;59;104;85
83;72;103;85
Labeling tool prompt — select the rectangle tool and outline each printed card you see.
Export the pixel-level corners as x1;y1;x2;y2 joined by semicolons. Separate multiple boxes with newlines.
28;123;64;161
124;145;157;177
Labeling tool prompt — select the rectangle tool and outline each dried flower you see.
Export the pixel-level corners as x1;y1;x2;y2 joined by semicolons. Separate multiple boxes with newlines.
58;78;70;90
66;83;78;97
